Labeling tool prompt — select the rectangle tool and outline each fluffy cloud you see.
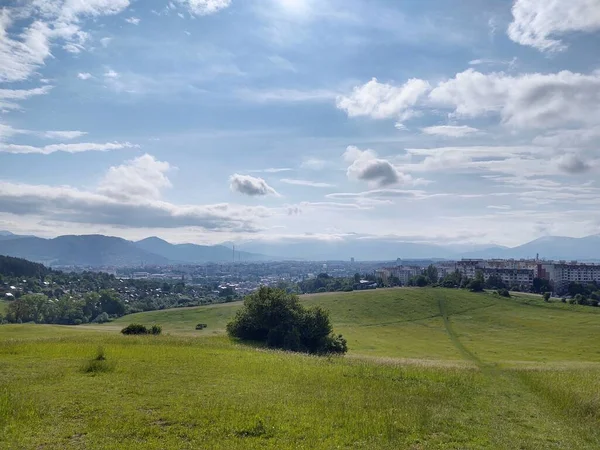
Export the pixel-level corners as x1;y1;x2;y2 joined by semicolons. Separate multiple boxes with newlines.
43;130;87;140
0;141;137;155
98;154;172;200
0;152;268;232
508;0;600;52
344;146;413;187
230;174;280;196
429;69;600;129
77;72;92;80
421;125;480;137
0;181;264;232
336;77;430;121
553;153;592;174
124;16;140;25
280;178;334;188
178;0;232;16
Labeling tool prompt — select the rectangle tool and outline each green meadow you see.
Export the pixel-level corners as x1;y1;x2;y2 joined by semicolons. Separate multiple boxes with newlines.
1;288;600;449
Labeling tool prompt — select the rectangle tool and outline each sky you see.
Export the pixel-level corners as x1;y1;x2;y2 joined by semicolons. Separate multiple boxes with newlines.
1;0;600;250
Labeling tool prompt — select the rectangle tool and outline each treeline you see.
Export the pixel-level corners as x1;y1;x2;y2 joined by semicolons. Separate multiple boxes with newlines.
297;273;379;294
3;290;124;325
0;255;51;278
0;255;239;325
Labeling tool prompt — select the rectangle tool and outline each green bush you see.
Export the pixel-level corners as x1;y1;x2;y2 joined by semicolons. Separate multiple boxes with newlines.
542;292;551;302
121;323;149;335
226;286;347;355
80;347;114;374
150;324;162;335
497;289;510;298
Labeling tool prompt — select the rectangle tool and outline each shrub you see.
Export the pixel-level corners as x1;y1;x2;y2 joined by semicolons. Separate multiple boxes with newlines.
121;323;149;335
226;286;347;355
542;292;551;302
150;324;162;335
561;298;567;303
468;279;484;292
92;312;110;324
497;289;510;298
80;347;114;374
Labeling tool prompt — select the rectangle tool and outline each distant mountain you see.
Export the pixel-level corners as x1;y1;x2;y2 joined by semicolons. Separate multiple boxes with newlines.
0;235;168;267
459;235;600;261
0;230;31;241
1;231;599;266
236;239;457;261
134;237;269;263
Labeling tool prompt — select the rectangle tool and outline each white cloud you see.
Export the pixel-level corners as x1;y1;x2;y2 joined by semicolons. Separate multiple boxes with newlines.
336;77;430;120
0;181;264;232
77;72;92;80
249;168;293;173
0;1;130;83
98;154;172;200
508;0;600;52
104;69;119;78
99;37;112;47
344;146;411;188
429;69;600;129
0;85;52;110
237;88;338;103
301;158;328;170
0;141;137;155
125;16;140;25
43;130;88;140
280;178;334;188
230;174;280;197
178;0;232;16
421;125;480;137
553;153;592;174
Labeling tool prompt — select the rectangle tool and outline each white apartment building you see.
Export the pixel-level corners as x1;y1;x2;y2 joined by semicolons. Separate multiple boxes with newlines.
538;262;600;293
375;266;421;285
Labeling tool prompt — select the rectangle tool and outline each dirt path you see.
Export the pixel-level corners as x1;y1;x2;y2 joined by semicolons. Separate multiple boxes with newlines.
436;292;600;448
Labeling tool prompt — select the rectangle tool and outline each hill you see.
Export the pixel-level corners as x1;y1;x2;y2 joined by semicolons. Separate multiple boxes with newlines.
2;288;600;448
0;254;51;278
135;236;268;263
0;235;168;267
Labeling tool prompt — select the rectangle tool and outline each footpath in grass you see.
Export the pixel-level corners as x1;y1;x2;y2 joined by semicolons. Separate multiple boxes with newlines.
1;288;600;449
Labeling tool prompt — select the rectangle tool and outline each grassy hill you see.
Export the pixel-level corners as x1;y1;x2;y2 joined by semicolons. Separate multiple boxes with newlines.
1;288;600;448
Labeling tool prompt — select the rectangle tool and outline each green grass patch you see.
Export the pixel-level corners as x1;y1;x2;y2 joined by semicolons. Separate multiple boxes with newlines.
1;288;600;448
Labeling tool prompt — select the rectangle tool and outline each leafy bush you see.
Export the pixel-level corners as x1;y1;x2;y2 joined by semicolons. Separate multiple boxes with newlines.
542;292;551;302
497;289;510;298
121;323;149;335
226;286;347;355
468;279;484;292
150;324;162;335
92;312;110;324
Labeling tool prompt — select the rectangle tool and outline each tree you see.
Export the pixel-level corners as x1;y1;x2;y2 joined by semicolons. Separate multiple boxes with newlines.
354;273;361;284
415;275;429;287
99;290;125;316
425;265;438;285
468;278;484;292
226;286;347;354
532;278;552;294
485;274;506;290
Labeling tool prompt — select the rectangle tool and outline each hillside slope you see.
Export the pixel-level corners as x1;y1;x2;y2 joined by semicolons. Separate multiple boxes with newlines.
0;235;168;267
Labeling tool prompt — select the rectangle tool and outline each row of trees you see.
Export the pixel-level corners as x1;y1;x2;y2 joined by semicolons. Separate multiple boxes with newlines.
2;290;124;325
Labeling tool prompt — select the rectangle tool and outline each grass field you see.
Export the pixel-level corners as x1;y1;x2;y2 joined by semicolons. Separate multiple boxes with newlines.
2;288;600;449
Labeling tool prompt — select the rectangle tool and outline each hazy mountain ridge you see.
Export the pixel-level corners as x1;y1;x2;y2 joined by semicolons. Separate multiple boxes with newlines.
0;231;599;266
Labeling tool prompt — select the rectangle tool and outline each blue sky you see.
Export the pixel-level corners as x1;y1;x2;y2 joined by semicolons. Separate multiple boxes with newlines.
1;0;600;249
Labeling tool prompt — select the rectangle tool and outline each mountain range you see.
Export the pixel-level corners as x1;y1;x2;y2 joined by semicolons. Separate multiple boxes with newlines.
0;232;599;267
